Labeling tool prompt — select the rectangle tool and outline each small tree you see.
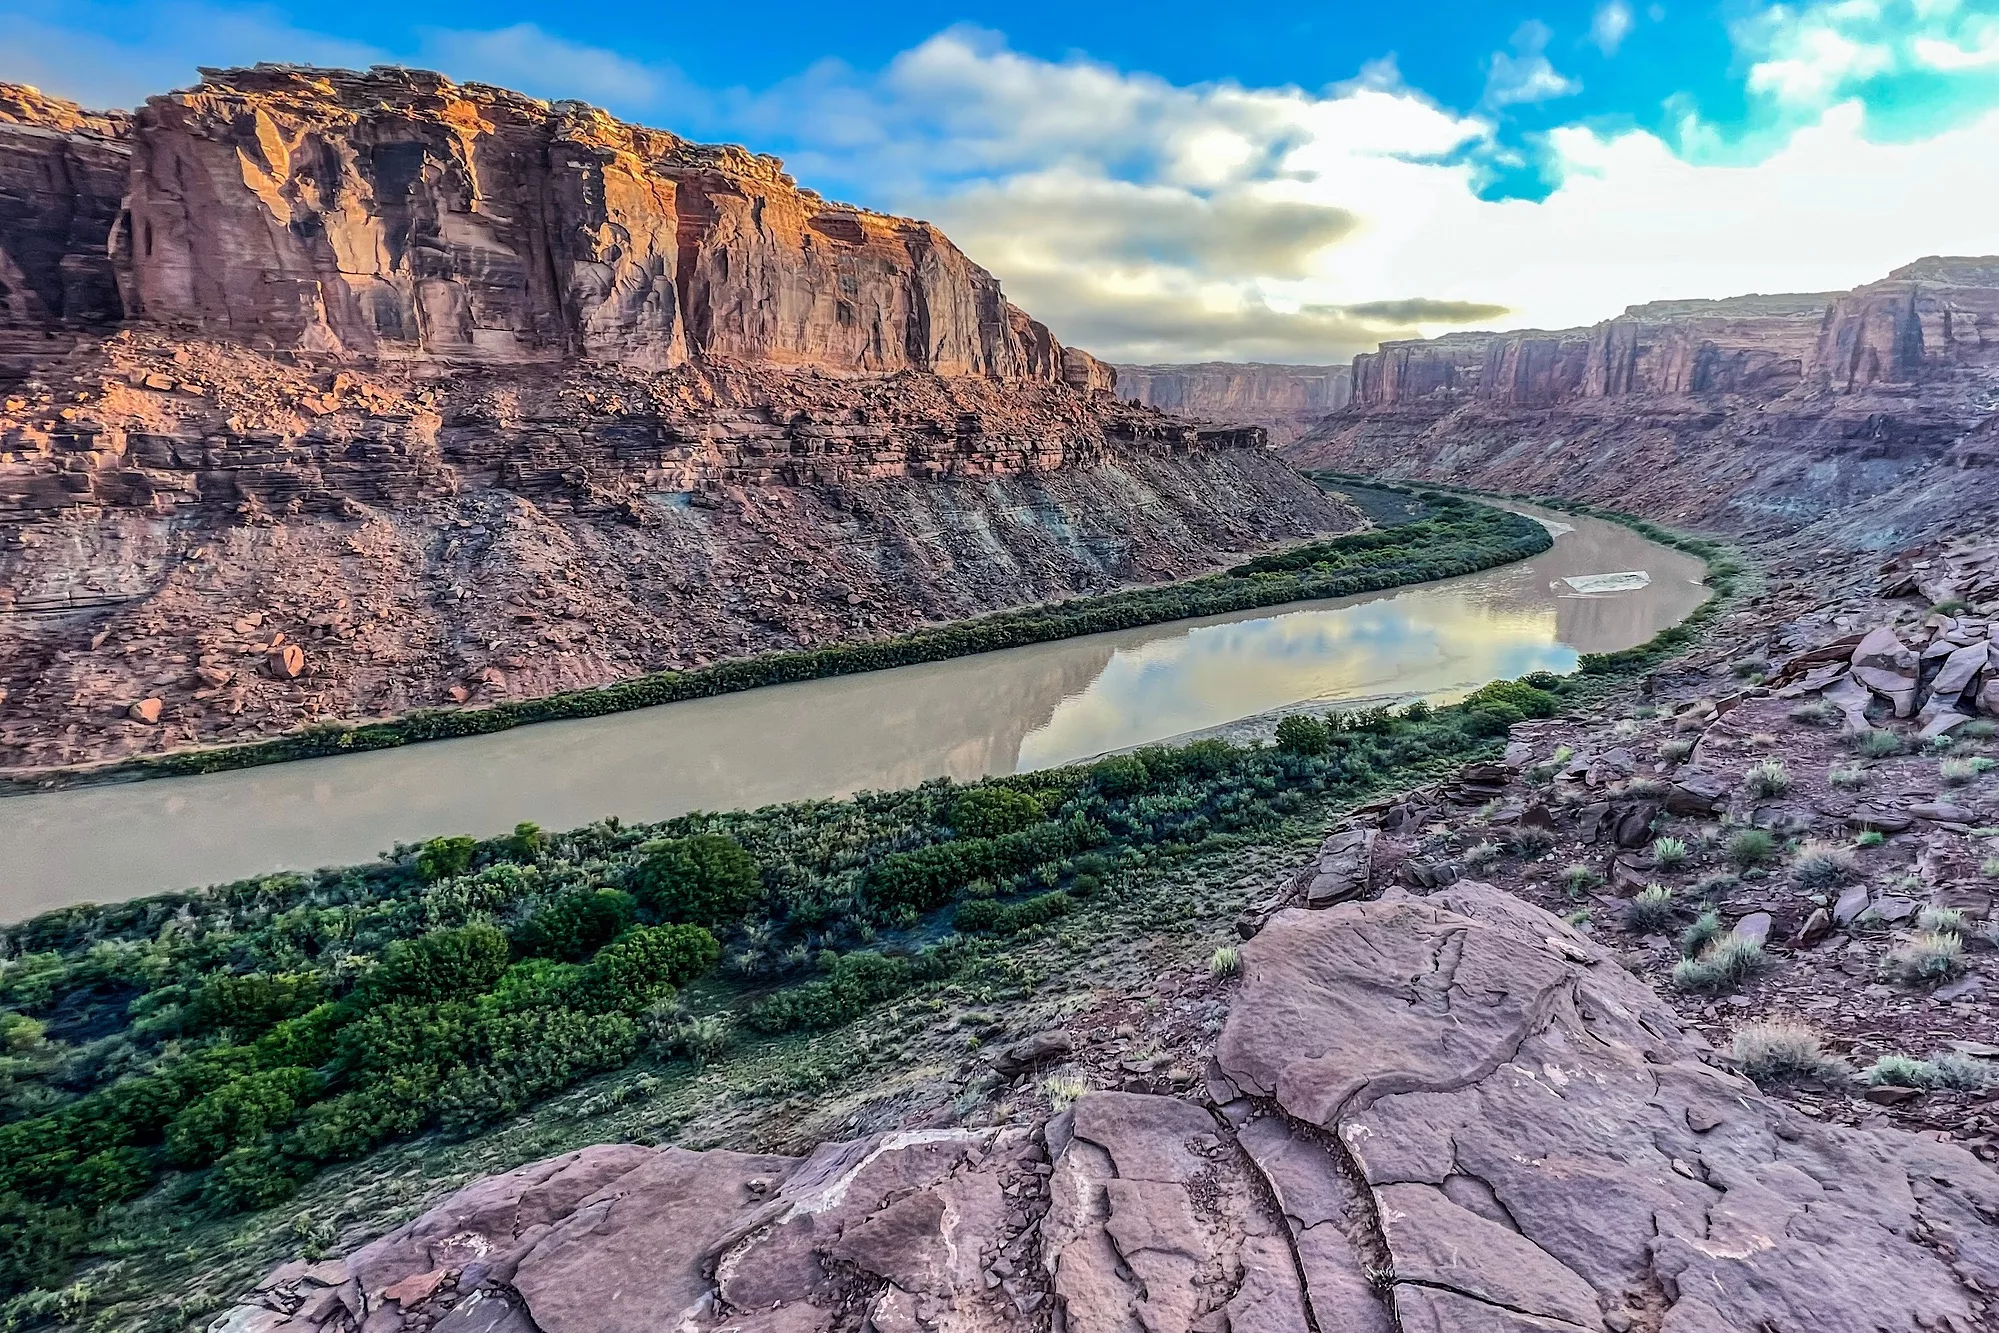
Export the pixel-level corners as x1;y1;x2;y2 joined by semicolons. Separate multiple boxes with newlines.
1274;714;1332;756
590;925;721;1011
950;787;1045;838
631;834;761;926
370;923;510;1003
415;835;477;883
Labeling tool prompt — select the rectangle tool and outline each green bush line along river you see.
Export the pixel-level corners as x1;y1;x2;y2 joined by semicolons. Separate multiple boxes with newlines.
1;491;1550;793
0;481;1738;1315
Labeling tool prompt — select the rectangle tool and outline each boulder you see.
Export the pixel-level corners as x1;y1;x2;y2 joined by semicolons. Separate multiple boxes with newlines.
1931;640;1989;700
988;1029;1074;1077
267;643;306;680
1299;824;1377;907
1213;883;1999;1332
1850;626;1920;717
1909;801;1977;824
127;697;162;724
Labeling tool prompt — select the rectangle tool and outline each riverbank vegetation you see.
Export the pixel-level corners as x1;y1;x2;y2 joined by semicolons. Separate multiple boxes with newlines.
6;492;1551;792
0;481;1738;1325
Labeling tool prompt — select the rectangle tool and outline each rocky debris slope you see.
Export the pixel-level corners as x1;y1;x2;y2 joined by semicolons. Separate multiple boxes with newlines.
1287;264;1999;545
0;69;1345;772
1113;363;1351;447
210;878;1998;1333
0;334;1347;771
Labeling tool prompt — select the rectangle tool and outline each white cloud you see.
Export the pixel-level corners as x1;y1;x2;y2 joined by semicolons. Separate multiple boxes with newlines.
1736;0;1999;107
744;28;1999;362
1591;0;1637;55
1485;20;1583;106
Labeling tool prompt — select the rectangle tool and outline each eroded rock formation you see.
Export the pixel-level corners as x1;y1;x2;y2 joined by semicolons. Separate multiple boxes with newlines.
213;882;1999;1333
1114;362;1351;447
1289;267;1999;546
0;69;1352;771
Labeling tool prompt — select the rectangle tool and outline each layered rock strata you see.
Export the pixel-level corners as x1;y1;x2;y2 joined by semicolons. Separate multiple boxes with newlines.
0;85;131;365
1288;264;1999;545
214;882;1999;1333
1114;362;1351;447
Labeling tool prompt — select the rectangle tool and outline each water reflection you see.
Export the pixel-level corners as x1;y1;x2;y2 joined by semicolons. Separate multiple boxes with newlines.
0;504;1707;917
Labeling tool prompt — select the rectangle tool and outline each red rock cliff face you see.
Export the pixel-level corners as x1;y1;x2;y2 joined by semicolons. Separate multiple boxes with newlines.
1114;361;1352;446
1288;265;1999;545
0;86;131;354
115;66;1070;379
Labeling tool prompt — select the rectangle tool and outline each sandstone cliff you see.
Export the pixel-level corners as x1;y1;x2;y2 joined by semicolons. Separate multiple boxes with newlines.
108;65;1077;379
0;85;131;368
1288;263;1999;545
1115;360;1351;446
0;69;1359;772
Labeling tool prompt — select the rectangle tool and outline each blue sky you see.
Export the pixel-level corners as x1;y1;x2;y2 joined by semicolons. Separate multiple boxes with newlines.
6;0;1999;361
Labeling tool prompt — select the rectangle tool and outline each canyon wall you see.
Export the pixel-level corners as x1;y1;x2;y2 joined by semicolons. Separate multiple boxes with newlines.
1115;360;1351;445
1289;263;1999;543
0;69;1359;772
111;66;1073;379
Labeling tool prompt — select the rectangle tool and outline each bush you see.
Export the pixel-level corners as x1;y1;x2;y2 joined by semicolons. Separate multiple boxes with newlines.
1657;739;1694;764
1461;841;1501;870
1827;766;1868;790
867;817;1098;913
1788;701;1838;725
1210;946;1241;978
630;834;761;925
1928;1052;1995;1090
1091;755;1151;797
1855;830;1885;848
745;950;949;1034
1941;757;1993;786
1625;885;1678;933
1508;826;1555;857
1790;839;1857;890
1882;931;1965;985
950;787;1045;838
1733;1021;1843;1084
1672;937;1765;992
589;925;721;1011
193;972;328;1036
1851;730;1904;758
1866;1054;1934;1087
1726;829;1777;869
415;835;477;883
953;892;1071;935
1916;905;1968;936
1679;910;1725;959
1742;760;1791;799
369;923;511;1004
514;889;638;961
1651;837;1690;871
166;1067;323;1167
1561;864;1601;894
1274;714;1333;756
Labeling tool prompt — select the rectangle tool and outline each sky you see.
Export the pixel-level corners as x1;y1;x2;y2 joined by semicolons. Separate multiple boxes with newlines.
5;0;1999;363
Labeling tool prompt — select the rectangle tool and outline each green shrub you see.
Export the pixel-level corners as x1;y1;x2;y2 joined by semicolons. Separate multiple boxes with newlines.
1210;946;1241;978
630;834;761;925
1657;738;1694;764
1790;839;1856;890
166;1067;323;1167
1742;760;1791;799
1274;714;1333;755
1726;829;1777;869
1866;1054;1935;1087
514;889;638;961
193;972;328;1036
1672;937;1765;992
866;817;1098;912
950;787;1045;838
744;950;950;1034
1882;931;1965;985
588;925;721;1012
1679;909;1725;958
954;892;1071;935
369;923;511;1003
1625;885;1677;933
415;835;477;883
1091;755;1151;796
1651;837;1690;871
1827;766;1868;790
1851;730;1904;758
1855;830;1885;848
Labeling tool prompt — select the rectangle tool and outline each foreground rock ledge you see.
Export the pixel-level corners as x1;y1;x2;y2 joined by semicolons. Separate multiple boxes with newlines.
222;884;1999;1333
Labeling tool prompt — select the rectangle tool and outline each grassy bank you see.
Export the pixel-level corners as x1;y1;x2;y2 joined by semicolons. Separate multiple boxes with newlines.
1;493;1549;794
0;479;1741;1329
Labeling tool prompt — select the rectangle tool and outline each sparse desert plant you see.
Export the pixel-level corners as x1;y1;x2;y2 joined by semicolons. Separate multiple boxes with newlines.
1726;828;1777;869
1461;841;1502;869
1611;719;1642;741
1626;885;1678;933
1851;730;1905;759
1041;1073;1088;1111
1866;1054;1935;1087
1983;856;1999;879
1916;906;1969;936
1561;863;1602;894
1962;720;1998;740
1679;909;1726;959
1209;946;1241;979
1673;937;1766;992
1658;738;1695;764
1748;732;1780;749
1788;701;1839;725
1730;656;1769;680
1932;598;1974;616
1652;836;1691;871
1827;766;1869;790
1732;1021;1845;1084
1562;908;1592;926
1742;760;1792;799
1941;758;1983;787
1509;826;1556;857
1624;776;1671;798
1927;1052;1995;1091
1882;930;1966;984
1790;839;1858;890
1694;871;1740;898
1855;830;1885;848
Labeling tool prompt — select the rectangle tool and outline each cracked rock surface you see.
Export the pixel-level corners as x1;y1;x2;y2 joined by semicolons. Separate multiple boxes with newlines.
222;881;1998;1333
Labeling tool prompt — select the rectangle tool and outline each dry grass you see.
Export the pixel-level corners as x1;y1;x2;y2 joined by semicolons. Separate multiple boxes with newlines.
1732;1021;1845;1084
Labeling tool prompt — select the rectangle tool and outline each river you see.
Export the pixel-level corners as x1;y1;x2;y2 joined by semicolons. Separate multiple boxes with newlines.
0;504;1708;918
